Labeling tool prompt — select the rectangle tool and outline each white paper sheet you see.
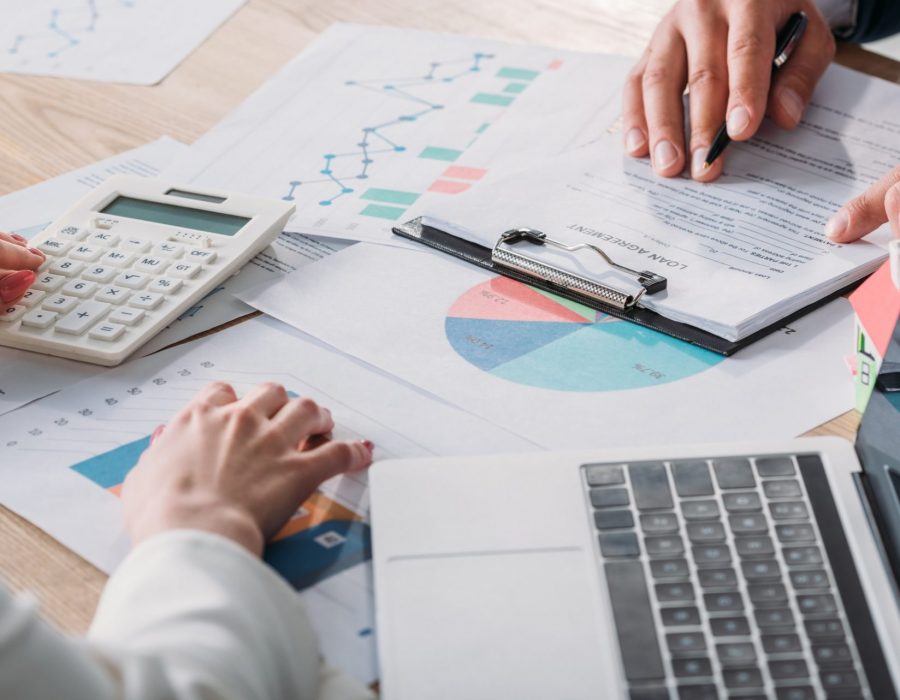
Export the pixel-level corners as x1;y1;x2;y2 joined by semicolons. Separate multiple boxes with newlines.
422;64;896;341
238;243;857;451
0;316;534;682
0;137;187;415
166;23;632;249
0;0;245;84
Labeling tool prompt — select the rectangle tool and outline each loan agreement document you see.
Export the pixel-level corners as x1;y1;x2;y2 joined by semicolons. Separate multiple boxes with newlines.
424;64;896;341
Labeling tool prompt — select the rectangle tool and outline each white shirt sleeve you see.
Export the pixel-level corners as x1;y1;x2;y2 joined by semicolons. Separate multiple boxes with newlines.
816;0;857;34
0;530;375;700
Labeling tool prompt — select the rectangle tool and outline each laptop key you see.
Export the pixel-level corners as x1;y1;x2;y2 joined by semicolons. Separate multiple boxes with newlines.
687;522;726;543
797;593;837;616
755;456;795;477
783;546;823;567
640;512;679;534
812;643;853;668
755;608;795;629
805;618;844;639
677;685;717;700
716;642;757;667
735;536;775;558
770;501;809;520
723;492;762;512
729;513;768;534
594;509;634;530
661;606;701;626
775;688;815;700
769;658;809;679
819;670;861;693
693;544;732;567
604;560;665;682
722;668;763;688
672;461;714;496
762;633;802;653
655;582;695;603
763;479;803;499
591;487;630;508
748;583;788;606
672;657;712;678
667;631;706;654
629;463;674;511
789;570;829;589
698;568;737;588
645;535;684;557
704;591;744;613
682;500;720;521
775;523;816;542
650;558;690;580
599;532;641;558
585;464;625;486
629;689;669;700
741;559;781;581
710;616;750;636
713;459;756;489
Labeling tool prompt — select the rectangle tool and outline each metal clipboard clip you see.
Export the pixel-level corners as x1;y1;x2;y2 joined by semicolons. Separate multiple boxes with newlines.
492;228;667;311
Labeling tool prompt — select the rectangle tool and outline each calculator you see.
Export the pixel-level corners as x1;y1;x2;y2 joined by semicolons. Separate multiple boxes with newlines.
0;176;295;366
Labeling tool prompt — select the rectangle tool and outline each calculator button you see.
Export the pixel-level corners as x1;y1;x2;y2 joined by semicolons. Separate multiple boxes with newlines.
19;289;46;307
122;237;151;252
115;272;151;289
88;231;120;246
94;217;117;230
88;322;126;342
129;292;164;310
69;244;104;262
49;258;85;277
108;307;144;326
170;262;201;279
61;279;98;298
54;300;110;335
42;294;79;313
21;309;58;329
134;256;169;274
0;305;27;322
57;226;89;241
99;250;135;267
95;286;131;305
83;265;117;283
148;277;182;293
33;273;66;292
152;242;185;259
38;239;72;256
186;248;216;263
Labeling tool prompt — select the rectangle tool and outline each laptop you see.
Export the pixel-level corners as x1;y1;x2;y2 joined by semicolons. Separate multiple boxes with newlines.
370;328;900;699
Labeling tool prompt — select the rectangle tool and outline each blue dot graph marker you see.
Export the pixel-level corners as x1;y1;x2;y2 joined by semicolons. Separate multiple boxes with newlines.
282;52;496;203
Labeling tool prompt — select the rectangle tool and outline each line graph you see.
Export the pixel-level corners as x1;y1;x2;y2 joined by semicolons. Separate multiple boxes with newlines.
281;52;495;207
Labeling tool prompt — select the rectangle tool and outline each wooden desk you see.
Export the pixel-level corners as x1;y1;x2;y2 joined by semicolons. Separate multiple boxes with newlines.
0;0;893;638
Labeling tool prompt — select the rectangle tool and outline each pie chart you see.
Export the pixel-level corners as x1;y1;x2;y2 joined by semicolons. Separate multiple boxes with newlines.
445;277;723;392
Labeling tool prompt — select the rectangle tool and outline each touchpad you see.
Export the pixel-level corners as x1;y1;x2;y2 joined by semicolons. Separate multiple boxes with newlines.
382;548;614;700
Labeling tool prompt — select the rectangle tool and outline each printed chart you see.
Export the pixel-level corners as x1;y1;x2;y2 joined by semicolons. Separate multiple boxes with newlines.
446;277;723;391
0;0;244;83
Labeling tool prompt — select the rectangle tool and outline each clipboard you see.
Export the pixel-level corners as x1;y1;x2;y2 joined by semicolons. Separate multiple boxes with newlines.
393;216;856;356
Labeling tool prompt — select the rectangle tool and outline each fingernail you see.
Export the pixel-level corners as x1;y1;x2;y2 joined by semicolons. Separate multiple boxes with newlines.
691;148;709;178
726;106;751;138
362;440;375;453
625;128;646;155
10;233;26;243
29;247;45;259
825;209;849;241
150;425;165;444
653;140;678;172
0;270;35;303
779;88;804;125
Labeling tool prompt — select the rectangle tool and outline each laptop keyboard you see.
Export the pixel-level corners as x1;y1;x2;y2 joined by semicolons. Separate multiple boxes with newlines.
582;454;873;700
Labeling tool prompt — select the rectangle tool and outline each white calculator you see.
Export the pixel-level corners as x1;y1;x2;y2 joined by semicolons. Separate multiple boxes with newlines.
0;176;295;366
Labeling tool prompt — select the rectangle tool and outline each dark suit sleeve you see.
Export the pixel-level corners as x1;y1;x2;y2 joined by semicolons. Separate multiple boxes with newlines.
846;0;900;42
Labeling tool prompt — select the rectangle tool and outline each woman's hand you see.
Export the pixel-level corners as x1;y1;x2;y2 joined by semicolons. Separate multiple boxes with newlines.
0;232;45;305
826;166;900;242
623;0;834;181
121;382;374;556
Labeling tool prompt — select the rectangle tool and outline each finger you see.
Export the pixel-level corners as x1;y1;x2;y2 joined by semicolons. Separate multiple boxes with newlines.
291;439;374;489
642;25;688;176
887;181;900;239
0;269;36;305
768;13;835;128
271;397;334;446
0;240;45;270
300;431;334;452
0;232;29;247
683;12;729;181
241;381;290;419
826;166;900;243
622;51;650;157
189;381;238;410
724;2;776;140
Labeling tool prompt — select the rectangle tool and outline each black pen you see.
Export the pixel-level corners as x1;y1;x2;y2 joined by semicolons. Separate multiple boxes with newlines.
704;11;809;169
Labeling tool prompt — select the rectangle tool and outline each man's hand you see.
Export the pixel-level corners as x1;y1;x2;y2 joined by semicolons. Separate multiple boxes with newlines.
623;0;834;181
826;166;900;242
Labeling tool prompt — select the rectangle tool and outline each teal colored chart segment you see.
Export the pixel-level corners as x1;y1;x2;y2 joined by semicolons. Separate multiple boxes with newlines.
445;277;723;393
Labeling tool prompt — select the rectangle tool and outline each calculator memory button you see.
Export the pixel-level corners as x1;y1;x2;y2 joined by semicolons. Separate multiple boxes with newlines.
21;309;58;329
108;307;144;326
0;305;27;322
49;259;85;277
148;277;182;294
83;265;118;283
42;295;79;313
100;250;135;267
95;286;131;305
69;244;104;262
33;274;66;292
54;301;111;335
129;292;164;310
122;238;152;252
61;280;98;298
19;289;46;307
169;262;201;279
115;272;150;289
88;322;126;341
38;239;71;255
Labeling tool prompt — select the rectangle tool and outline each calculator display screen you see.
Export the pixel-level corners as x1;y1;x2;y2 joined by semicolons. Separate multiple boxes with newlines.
100;196;250;236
